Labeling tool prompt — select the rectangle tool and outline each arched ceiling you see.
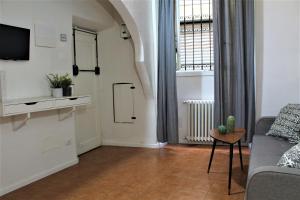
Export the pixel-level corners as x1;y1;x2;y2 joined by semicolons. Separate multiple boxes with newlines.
97;0;153;98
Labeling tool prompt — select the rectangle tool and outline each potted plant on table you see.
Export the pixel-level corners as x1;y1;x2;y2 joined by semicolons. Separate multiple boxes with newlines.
61;73;73;96
46;73;63;98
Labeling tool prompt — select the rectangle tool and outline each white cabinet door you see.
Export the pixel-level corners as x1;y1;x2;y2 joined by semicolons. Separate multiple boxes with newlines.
113;83;135;123
73;31;101;155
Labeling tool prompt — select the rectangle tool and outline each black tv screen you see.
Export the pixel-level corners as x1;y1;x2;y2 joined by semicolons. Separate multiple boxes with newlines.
0;24;30;60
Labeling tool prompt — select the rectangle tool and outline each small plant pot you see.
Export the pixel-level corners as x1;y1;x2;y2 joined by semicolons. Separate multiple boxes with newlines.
218;125;227;134
63;87;72;97
226;115;236;133
52;88;63;98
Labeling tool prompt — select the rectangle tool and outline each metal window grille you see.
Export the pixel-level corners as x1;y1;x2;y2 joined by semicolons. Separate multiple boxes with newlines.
178;0;213;71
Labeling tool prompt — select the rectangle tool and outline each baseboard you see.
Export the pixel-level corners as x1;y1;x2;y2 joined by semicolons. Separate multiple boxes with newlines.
0;158;79;196
158;142;167;148
78;136;101;155
102;140;164;148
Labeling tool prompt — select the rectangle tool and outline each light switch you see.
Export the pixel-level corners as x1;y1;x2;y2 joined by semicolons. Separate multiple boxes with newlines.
60;33;67;42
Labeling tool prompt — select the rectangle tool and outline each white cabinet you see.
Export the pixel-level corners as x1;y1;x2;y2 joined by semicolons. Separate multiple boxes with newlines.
55;96;90;108
0;95;91;117
3;100;55;115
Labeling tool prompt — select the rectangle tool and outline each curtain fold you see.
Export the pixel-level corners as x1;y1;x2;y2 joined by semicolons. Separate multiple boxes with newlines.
157;0;178;144
213;0;255;142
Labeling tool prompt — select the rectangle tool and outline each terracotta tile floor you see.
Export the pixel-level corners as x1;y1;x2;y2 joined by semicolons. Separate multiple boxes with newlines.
1;145;249;200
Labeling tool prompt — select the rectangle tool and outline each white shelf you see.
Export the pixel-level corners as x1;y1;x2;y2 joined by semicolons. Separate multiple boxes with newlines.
0;95;91;117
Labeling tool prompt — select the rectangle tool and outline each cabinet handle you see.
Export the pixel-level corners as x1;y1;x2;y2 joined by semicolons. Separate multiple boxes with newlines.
69;98;78;101
25;102;38;105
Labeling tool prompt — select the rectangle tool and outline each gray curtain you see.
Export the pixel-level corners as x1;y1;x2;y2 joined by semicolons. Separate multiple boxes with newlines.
157;0;178;144
213;0;255;142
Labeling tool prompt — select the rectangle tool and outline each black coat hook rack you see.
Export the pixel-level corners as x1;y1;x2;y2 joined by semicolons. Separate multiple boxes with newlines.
72;27;100;76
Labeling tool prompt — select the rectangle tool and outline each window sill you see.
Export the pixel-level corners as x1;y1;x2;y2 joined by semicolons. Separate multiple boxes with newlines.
176;70;214;77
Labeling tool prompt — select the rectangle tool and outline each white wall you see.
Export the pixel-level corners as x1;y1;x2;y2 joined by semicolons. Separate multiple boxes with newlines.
0;0;73;100
0;0;115;195
177;72;214;143
0;0;159;194
255;0;300;118
0;0;78;195
122;0;158;95
99;23;158;147
98;0;159;147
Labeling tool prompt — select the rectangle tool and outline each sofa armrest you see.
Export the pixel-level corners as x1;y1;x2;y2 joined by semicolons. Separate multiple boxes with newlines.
246;166;300;200
255;117;276;135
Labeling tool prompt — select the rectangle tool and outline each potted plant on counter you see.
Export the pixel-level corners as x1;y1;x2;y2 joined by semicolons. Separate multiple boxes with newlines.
46;73;63;98
61;73;73;96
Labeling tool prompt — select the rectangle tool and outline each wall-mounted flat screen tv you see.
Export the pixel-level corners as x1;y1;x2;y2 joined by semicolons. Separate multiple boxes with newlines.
0;24;30;60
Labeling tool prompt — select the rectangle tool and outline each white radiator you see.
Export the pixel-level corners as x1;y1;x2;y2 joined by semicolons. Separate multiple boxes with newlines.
184;100;214;142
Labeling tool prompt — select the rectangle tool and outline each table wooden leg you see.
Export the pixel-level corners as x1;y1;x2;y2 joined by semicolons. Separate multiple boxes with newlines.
207;140;217;173
238;140;244;171
228;144;233;195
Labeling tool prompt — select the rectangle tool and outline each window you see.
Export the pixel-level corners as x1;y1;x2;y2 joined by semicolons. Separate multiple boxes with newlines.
177;0;213;71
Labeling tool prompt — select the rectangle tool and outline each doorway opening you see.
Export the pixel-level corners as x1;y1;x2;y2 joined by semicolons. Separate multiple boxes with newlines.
72;27;102;155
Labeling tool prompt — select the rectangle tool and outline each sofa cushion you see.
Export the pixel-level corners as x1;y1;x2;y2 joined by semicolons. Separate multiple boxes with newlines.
277;143;300;169
266;104;300;143
249;135;293;174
